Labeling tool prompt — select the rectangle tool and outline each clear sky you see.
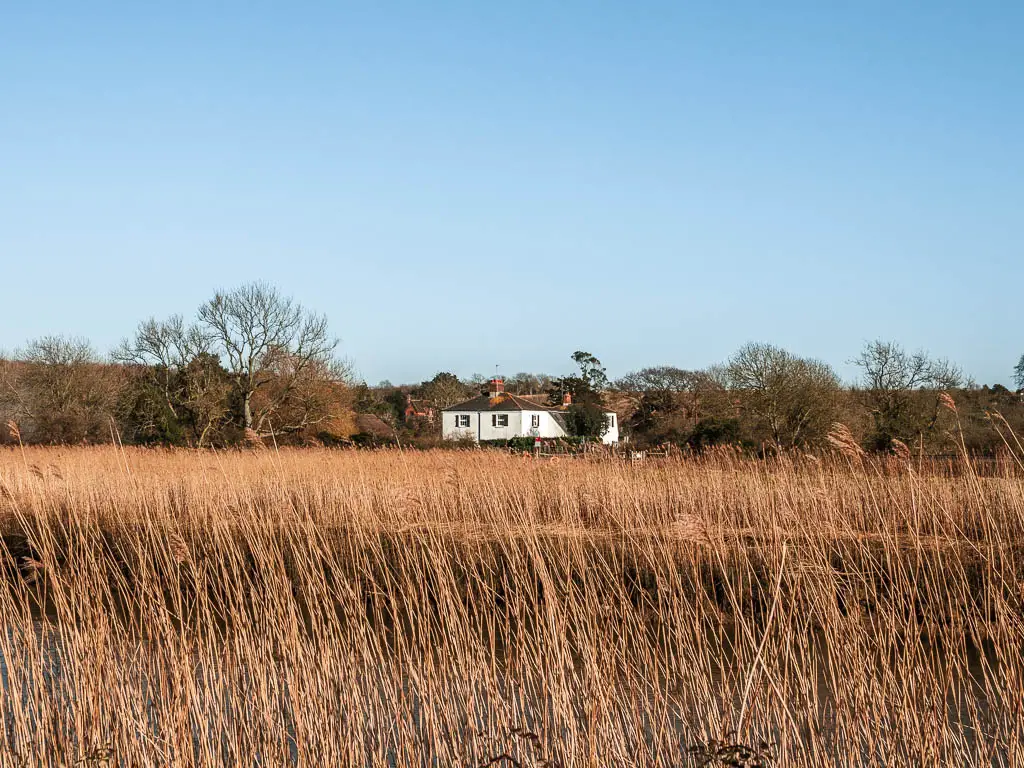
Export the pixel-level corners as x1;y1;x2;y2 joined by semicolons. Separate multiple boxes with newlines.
2;2;1020;385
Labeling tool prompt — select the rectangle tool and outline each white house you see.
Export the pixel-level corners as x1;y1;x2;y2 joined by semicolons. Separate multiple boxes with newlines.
441;378;619;445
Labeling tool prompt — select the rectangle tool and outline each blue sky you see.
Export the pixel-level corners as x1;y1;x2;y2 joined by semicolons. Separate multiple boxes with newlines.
1;2;1020;385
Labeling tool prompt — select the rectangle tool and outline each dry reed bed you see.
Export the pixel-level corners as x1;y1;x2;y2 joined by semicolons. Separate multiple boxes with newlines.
0;446;1022;766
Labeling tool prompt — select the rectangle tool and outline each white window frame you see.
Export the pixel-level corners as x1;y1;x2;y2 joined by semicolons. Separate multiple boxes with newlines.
531;414;541;429
492;414;509;427
455;415;470;428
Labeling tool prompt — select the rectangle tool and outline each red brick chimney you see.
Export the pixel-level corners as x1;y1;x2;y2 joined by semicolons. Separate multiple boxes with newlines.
489;377;505;398
562;391;572;407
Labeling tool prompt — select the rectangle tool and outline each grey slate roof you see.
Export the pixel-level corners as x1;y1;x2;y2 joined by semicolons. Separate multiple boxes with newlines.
550;411;569;431
442;393;558;412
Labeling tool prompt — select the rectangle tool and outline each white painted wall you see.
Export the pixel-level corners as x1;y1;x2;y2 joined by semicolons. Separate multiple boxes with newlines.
602;412;620;445
477;410;522;441
527;411;569;439
441;411;478;441
442;410;571;442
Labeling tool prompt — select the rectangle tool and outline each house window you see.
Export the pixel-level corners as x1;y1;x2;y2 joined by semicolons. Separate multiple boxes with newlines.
531;414;540;429
492;414;509;427
456;415;470;428
607;414;616;428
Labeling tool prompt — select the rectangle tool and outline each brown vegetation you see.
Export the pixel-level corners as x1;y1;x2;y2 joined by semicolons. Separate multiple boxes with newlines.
2;292;1020;456
1;284;354;448
0;439;1022;765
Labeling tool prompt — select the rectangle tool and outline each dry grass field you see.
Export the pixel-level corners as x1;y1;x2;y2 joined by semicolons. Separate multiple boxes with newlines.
0;442;1022;766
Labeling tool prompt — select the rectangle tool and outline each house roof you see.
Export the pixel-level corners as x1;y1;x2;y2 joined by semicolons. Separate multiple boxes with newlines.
516;394;553;407
353;413;394;437
443;390;617;417
443;393;559;412
550;411;569;431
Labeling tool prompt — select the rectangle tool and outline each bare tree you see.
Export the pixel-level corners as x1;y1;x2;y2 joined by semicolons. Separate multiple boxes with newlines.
197;283;341;435
616;366;696;394
616;365;723;407
116;316;205;415
115;317;230;446
726;343;840;449
0;356;27;442
852;340;964;449
504;372;553;395
250;350;353;436
420;372;473;410
615;366;730;439
17;336;123;443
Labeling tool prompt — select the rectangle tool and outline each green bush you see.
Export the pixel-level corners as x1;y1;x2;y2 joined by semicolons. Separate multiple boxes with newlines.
687;418;742;452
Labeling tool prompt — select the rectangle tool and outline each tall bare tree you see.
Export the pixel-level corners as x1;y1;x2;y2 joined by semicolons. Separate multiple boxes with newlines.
17;336;123;443
852;340;964;449
726;342;840;449
197;283;342;435
614;366;730;443
616;366;728;421
420;372;473;410
115;317;230;446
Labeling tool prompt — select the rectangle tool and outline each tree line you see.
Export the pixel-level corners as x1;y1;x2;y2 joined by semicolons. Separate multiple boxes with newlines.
0;283;353;446
3;283;1021;454
359;344;1024;455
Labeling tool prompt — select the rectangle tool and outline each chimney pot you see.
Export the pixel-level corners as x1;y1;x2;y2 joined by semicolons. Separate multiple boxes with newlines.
562;391;572;406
